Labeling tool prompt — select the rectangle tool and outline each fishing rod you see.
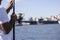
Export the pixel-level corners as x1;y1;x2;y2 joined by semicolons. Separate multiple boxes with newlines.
11;0;15;40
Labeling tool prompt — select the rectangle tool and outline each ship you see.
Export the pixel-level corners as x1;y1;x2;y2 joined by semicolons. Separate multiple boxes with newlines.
38;18;59;24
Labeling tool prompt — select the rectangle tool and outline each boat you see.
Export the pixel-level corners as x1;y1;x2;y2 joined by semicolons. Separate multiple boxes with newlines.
30;21;37;25
38;19;59;24
42;21;58;24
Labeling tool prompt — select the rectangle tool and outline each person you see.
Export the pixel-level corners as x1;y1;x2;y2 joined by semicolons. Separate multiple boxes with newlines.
0;0;17;40
18;13;23;24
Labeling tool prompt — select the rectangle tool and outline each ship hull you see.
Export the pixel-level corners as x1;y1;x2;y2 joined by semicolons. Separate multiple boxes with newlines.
42;21;58;24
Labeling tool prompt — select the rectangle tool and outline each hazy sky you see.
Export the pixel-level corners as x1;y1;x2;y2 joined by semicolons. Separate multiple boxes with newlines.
1;0;60;19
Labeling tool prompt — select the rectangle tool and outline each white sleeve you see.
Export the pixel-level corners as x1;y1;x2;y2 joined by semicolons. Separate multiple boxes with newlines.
0;8;9;24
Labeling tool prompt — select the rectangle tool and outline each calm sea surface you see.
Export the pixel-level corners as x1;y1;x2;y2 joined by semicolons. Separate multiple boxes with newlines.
15;24;60;40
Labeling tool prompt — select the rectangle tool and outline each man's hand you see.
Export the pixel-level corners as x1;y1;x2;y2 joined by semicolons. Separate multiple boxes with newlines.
6;0;14;13
11;13;17;22
10;0;14;5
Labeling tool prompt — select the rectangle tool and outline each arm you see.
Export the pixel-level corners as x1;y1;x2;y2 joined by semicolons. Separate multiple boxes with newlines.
1;13;17;34
1;19;15;34
6;1;13;14
0;0;16;34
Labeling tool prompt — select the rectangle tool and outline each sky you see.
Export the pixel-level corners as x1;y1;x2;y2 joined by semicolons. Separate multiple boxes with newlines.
1;0;60;19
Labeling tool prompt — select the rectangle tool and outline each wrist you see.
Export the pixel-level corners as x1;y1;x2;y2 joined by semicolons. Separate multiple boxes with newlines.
10;19;15;24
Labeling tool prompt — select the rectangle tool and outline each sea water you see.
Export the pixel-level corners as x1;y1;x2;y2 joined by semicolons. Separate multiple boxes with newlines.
15;24;60;40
